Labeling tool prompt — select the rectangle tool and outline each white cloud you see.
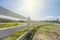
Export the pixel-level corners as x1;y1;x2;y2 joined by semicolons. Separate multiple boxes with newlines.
44;16;55;18
57;16;60;18
40;16;56;20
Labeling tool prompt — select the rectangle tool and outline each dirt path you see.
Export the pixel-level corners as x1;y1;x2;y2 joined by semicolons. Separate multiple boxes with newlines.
32;32;53;40
32;24;60;40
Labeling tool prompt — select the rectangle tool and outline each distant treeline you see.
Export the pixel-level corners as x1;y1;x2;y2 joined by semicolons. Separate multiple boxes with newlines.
0;18;27;23
42;20;60;23
41;18;60;23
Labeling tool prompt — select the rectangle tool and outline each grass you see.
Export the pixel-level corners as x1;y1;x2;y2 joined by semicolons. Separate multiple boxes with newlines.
3;28;28;40
24;23;60;40
0;23;27;28
0;22;36;40
39;24;58;33
0;22;59;40
0;22;27;40
23;25;40;40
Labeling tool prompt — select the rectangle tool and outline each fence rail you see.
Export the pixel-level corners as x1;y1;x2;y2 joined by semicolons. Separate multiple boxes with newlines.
0;16;31;40
17;24;38;40
0;24;29;38
0;6;36;40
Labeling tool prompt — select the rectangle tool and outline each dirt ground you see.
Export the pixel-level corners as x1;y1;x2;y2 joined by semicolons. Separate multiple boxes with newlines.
32;24;60;40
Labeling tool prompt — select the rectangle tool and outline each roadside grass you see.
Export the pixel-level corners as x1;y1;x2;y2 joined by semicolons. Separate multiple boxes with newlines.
31;23;60;40
0;22;35;40
39;24;57;33
0;23;27;28
23;25;40;40
3;24;54;40
0;22;59;40
37;23;60;38
0;22;27;40
23;23;52;40
3;28;28;40
39;23;60;40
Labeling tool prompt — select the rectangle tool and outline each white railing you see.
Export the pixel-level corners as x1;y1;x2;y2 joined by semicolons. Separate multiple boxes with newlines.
0;24;29;38
17;24;38;40
0;6;34;40
17;29;31;40
0;6;53;40
0;17;31;39
0;17;32;40
0;17;30;40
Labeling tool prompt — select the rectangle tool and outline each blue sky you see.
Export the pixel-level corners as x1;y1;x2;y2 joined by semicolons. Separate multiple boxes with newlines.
0;0;60;20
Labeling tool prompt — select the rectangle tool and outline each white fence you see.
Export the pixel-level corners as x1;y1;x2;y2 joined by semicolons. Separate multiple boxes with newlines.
0;6;54;40
0;6;36;40
0;18;30;40
0;17;31;40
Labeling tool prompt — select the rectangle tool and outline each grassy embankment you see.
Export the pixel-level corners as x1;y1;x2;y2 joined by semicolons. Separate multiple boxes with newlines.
0;23;26;28
24;23;60;40
0;22;27;40
1;22;58;40
0;22;37;40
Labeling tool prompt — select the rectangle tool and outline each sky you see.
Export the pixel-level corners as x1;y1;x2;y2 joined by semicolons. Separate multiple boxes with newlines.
0;0;60;20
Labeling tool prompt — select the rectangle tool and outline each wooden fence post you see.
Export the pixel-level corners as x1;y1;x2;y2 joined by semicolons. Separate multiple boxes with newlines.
27;17;30;31
33;21;35;27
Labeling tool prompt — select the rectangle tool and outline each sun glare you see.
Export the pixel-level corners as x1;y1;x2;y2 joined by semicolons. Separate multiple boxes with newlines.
18;0;43;19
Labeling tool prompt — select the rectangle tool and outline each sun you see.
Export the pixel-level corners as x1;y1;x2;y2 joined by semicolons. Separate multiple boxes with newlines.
18;0;43;19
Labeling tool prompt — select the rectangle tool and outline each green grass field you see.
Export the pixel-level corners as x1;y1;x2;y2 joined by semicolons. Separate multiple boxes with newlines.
0;23;27;28
0;22;27;40
0;22;59;40
3;28;28;40
0;22;35;40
